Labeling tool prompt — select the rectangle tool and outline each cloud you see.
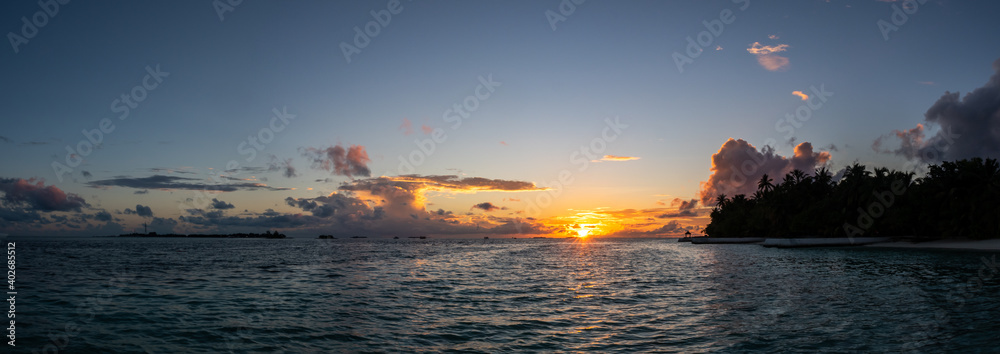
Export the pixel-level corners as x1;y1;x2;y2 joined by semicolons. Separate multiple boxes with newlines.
150;168;195;175
0;178;88;212
399;118;414;135
124;204;153;217
875;58;1000;162
472;202;500;212
134;189;149;194
792;91;809;101
94;210;112;222
267;156;297;178
768;34;779;40
0;136;9;143
747;42;790;71
211;198;235;210
596;155;641;162
421;124;434;135
658;198;699;218
81;170;93;178
301;144;371;178
87;175;291;192
698;139;831;206
339;175;544;218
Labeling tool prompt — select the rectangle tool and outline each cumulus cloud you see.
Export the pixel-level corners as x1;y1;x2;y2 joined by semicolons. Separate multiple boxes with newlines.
87;175;290;192
0;178;88;212
747;42;790;71
301;144;371;178
698;139;831;206
875;58;1000;162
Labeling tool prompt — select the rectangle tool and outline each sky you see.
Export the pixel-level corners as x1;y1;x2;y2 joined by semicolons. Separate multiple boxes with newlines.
1;0;999;238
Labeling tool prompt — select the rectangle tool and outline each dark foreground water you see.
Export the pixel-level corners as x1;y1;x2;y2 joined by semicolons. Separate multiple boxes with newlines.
9;237;1000;353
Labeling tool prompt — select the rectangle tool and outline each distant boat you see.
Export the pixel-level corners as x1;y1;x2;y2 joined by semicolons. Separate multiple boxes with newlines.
484;237;489;239
393;236;399;239
317;235;336;239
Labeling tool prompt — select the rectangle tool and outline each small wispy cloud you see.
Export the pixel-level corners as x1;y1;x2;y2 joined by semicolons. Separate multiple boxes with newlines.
399;118;414;135
792;91;809;101
594;155;641;162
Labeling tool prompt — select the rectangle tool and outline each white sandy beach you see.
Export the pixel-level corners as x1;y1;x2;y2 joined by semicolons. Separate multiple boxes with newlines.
865;239;1000;251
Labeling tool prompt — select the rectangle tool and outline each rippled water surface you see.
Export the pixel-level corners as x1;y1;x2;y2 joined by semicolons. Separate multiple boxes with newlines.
13;237;1000;352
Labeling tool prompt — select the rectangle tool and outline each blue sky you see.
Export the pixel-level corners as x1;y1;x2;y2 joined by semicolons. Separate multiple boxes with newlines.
2;0;999;237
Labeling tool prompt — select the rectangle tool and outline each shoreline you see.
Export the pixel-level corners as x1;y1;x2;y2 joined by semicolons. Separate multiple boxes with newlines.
864;239;1000;251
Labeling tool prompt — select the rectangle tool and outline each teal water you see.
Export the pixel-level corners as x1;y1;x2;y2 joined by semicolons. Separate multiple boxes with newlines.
11;237;1000;352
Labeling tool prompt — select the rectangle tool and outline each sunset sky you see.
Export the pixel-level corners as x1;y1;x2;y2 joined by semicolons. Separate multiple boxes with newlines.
2;0;999;237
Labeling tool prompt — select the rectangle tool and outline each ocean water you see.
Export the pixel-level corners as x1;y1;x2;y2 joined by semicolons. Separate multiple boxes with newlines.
10;237;1000;353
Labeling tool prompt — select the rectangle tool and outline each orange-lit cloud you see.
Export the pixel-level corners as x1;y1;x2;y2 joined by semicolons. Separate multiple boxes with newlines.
421;124;433;134
747;42;790;71
792;91;809;101
596;155;641;162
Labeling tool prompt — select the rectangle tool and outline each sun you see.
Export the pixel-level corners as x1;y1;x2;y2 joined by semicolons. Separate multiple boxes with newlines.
575;229;591;238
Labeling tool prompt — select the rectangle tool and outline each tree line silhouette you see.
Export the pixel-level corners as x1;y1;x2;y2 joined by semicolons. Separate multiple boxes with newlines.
704;158;1000;239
